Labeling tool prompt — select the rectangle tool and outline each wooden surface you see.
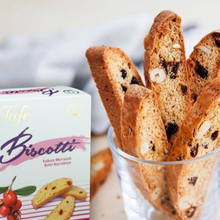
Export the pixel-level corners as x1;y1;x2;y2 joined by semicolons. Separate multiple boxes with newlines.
91;134;220;220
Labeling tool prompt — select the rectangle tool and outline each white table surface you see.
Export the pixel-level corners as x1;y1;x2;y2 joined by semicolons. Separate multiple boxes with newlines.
90;134;126;220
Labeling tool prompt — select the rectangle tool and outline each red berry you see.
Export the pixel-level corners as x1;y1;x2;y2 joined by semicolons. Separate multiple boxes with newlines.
0;204;11;217
7;214;17;220
12;199;22;211
0;198;4;206
3;190;17;207
13;210;21;220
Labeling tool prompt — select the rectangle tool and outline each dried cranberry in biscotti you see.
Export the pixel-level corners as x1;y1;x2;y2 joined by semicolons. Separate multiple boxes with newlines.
67;180;72;185
121;85;127;92
188;177;198;186
180;85;188;95
215;39;220;47
130;76;139;85
165;121;179;140
211;130;218;140
202;143;208;149
212;32;220;38
196;62;208;79
190;144;199;158
162;60;168;72
171;62;179;74
186;206;197;218
193;94;198;102
212;32;220;47
120;69;127;79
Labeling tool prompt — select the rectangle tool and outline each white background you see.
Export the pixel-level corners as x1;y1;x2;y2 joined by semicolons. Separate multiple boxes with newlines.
0;0;220;42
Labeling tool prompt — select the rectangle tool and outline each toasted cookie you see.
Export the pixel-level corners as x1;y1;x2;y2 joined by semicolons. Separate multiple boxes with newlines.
188;30;220;103
168;77;220;220
90;148;113;199
143;10;191;145
86;46;144;149
121;85;179;218
61;185;87;201
44;196;75;220
32;178;73;209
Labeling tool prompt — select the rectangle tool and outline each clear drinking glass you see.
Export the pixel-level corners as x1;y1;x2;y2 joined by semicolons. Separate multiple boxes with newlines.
108;126;220;220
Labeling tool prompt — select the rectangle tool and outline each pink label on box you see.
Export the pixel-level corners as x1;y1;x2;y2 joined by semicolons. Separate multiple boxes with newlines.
0;127;90;171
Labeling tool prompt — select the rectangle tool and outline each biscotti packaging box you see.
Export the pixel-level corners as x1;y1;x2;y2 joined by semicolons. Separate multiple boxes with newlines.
0;86;91;220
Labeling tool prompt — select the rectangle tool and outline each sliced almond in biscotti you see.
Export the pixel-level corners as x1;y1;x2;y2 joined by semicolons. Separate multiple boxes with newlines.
121;85;179;218
143;10;191;145
188;30;220;103
86;46;144;149
167;77;220;220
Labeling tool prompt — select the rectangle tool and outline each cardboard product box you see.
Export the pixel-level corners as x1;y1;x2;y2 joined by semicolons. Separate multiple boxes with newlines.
0;86;91;220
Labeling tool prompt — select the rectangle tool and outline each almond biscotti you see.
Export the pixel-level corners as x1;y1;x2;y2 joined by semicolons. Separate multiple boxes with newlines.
167;156;217;220
167;77;220;220
86;46;144;149
143;10;191;145
170;77;220;161
121;85;178;218
121;85;170;161
188;30;220;103
90;148;113;199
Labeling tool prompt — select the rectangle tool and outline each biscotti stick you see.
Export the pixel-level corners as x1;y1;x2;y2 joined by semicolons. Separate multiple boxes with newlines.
168;77;220;220
188;30;220;103
61;185;87;201
143;10;191;145
121;85;179;218
32;178;73;209
90;148;113;200
44;196;75;220
170;77;220;161
86;46;144;149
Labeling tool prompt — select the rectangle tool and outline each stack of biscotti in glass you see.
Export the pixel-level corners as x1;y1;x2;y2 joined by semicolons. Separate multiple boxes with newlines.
86;10;220;220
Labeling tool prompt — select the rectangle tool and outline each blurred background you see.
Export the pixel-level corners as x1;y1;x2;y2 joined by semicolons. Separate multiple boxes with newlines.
1;1;220;219
0;0;220;39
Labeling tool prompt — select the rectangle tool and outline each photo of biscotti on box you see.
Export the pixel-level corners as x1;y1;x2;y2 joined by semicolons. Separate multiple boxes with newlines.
32;178;88;220
87;10;220;220
0;86;91;220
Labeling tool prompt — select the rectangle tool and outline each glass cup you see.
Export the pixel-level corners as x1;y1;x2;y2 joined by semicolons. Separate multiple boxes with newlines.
107;126;220;220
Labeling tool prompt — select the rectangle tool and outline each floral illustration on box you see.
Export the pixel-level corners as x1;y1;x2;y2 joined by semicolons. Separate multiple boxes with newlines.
32;177;87;220
0;176;36;220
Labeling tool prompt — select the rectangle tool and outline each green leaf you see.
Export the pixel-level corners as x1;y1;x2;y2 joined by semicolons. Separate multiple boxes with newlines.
14;186;37;196
0;186;9;194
